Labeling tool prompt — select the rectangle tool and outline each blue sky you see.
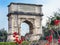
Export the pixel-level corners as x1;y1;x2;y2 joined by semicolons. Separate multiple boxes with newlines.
0;0;60;36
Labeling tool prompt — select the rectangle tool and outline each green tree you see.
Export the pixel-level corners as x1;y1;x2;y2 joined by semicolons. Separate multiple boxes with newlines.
0;28;7;42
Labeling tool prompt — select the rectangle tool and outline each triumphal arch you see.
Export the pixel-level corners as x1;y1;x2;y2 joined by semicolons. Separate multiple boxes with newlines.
7;2;43;41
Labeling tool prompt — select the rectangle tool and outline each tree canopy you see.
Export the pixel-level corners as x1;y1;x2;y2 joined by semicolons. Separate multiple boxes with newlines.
0;28;7;42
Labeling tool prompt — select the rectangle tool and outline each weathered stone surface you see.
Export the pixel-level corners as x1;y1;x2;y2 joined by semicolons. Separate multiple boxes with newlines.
7;2;43;42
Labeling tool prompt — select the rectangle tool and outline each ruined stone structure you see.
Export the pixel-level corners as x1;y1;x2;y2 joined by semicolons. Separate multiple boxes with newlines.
7;2;43;41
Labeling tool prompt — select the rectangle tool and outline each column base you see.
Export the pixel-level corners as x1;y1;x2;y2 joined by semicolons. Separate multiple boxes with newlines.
29;34;41;41
7;34;14;42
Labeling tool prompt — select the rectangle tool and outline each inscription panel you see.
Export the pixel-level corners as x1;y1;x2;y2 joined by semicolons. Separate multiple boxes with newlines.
8;4;42;14
19;5;35;13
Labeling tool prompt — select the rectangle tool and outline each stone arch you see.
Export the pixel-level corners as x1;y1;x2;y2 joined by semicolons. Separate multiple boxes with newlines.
22;20;34;34
7;2;43;41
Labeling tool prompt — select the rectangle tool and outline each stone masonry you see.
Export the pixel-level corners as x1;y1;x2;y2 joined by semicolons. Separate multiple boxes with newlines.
7;2;43;42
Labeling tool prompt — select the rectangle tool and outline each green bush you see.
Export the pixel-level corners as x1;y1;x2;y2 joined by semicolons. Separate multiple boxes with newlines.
0;42;16;45
22;41;29;45
0;41;30;45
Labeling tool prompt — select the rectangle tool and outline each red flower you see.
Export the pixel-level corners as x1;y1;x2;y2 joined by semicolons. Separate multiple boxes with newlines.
58;39;60;43
49;35;52;40
13;32;24;44
13;35;15;37
58;36;60;43
13;32;18;35
46;36;49;40
18;39;22;44
14;35;19;38
14;38;23;44
48;35;52;43
14;38;19;42
13;32;18;38
46;35;52;43
45;43;50;45
54;20;60;25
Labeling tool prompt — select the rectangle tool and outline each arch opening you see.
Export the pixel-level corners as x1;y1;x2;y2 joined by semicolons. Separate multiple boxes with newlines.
21;20;33;36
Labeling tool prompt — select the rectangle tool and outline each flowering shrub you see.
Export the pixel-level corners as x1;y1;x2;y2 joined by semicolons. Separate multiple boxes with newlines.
13;32;24;45
45;19;60;45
